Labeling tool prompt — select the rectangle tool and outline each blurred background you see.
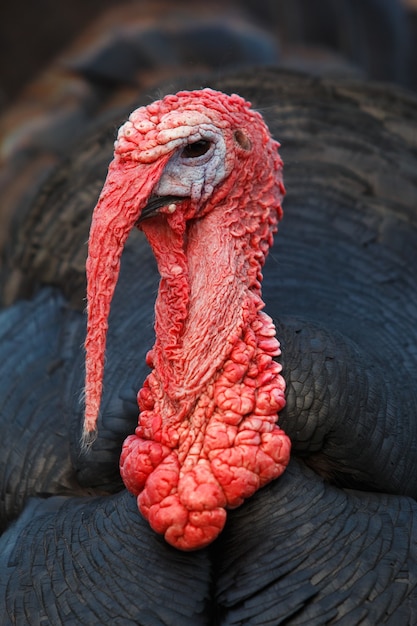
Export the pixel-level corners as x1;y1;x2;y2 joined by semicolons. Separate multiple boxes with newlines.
1;0;416;113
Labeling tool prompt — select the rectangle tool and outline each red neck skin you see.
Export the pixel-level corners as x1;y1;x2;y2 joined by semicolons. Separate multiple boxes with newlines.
120;197;291;551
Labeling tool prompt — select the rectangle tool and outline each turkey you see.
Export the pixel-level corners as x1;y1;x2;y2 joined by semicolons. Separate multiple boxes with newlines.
82;88;291;550
1;2;417;625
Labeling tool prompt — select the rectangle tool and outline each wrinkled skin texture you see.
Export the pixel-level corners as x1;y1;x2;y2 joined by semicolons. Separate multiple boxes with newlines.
84;90;291;549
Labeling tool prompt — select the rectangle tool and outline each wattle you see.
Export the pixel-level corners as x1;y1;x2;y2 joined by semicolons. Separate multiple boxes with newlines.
120;305;290;550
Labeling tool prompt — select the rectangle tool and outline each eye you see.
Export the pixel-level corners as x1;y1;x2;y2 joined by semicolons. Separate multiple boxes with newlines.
181;140;211;159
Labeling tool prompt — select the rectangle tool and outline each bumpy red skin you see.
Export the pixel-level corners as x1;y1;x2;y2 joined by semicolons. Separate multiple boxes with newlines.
85;89;291;550
121;308;288;550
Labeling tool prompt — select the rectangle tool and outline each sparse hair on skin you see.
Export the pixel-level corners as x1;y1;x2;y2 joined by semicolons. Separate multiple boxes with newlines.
78;386;98;451
80;426;98;452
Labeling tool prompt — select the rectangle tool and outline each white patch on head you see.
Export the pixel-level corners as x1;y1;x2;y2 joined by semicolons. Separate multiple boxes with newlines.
115;106;232;198
154;124;228;203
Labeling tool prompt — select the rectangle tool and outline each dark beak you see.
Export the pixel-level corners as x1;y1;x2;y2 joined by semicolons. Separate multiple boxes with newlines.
138;195;184;222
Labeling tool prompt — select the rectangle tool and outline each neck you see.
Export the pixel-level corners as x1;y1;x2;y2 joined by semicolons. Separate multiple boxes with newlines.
120;200;291;550
145;209;260;399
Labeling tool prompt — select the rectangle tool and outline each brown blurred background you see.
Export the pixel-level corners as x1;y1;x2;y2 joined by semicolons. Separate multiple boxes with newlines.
0;0;416;114
0;0;118;111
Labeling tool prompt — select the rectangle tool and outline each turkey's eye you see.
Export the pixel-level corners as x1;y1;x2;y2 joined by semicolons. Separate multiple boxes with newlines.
181;140;211;158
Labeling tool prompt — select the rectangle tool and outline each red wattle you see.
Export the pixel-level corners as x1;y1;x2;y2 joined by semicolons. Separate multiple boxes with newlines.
120;309;290;550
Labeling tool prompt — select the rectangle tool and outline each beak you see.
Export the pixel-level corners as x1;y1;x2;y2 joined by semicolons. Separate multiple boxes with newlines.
138;195;184;222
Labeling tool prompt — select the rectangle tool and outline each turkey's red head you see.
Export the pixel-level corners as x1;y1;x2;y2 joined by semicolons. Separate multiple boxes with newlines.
84;89;290;549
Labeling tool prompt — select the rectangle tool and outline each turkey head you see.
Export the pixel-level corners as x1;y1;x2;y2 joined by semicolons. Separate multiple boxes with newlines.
84;89;291;550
